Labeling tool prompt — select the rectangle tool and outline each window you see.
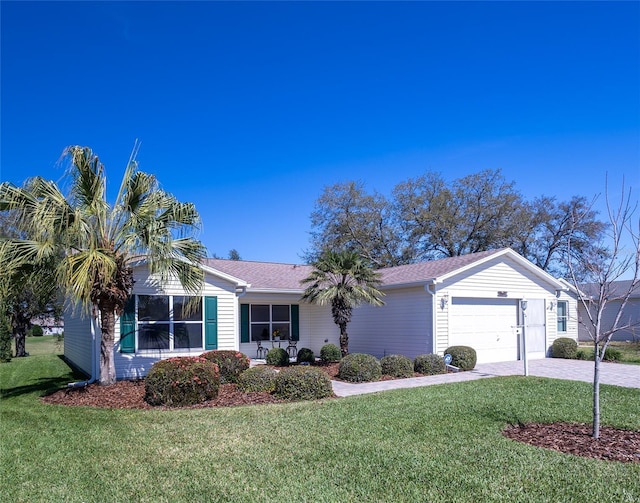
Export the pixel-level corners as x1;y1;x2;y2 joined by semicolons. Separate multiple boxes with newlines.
250;304;291;341
557;301;568;333
137;295;203;350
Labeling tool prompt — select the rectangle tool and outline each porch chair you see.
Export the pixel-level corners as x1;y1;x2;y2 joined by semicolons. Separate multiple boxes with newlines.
256;340;268;359
286;340;298;358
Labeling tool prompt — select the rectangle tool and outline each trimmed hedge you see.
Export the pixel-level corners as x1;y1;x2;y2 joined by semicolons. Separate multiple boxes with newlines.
266;347;289;366
551;337;578;359
237;366;278;393
414;354;446;375
380;354;414;378
30;325;44;337
144;357;220;407
274;366;333;401
338;353;382;383
296;348;315;364
201;350;250;384
444;346;477;371
320;343;341;363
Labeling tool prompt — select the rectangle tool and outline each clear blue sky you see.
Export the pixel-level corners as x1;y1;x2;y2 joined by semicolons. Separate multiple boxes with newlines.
2;1;639;264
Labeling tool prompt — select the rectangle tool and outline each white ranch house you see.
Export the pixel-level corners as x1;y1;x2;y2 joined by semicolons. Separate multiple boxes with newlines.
64;248;578;381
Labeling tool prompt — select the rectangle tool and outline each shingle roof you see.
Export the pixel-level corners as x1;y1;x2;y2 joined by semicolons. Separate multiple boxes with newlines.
204;249;506;291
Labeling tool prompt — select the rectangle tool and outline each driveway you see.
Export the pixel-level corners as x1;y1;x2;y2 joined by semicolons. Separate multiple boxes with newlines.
330;358;640;397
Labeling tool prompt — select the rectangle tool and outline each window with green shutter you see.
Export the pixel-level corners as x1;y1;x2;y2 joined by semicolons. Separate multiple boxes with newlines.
241;304;300;342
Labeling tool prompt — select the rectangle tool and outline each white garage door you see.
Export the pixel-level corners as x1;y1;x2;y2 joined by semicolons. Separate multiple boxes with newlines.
449;298;519;364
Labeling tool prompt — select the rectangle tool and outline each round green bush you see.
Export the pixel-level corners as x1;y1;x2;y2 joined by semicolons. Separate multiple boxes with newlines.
266;347;289;366
444;346;477;371
414;354;446;375
144;357;220;407
274;366;333;401
551;337;578;359
237;366;278;393
338;353;382;383
31;324;44;337
201;350;250;384
296;347;315;364
320;343;341;363
380;354;414;378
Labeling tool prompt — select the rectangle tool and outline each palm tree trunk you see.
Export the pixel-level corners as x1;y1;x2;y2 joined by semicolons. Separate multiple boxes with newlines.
339;323;349;357
12;312;29;357
99;304;117;386
592;343;601;439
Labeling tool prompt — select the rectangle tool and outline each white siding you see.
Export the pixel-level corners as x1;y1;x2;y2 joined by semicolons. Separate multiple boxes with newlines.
238;293;336;358
114;265;240;379
63;305;97;377
434;257;561;358
349;286;432;359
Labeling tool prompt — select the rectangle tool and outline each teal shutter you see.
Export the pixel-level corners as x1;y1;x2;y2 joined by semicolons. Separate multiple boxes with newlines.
240;304;250;343
204;296;218;350
291;304;299;341
120;296;136;353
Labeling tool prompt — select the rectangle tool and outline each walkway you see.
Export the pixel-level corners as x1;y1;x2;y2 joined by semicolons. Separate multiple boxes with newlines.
330;359;640;397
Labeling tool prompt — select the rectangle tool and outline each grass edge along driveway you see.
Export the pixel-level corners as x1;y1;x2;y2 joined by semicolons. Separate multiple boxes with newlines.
1;339;639;503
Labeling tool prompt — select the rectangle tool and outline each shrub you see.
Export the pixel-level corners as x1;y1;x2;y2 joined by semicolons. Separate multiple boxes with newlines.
296;348;315;364
30;325;44;337
603;347;622;362
320;343;341;363
444;346;477;371
237;366;278;393
266;347;289;366
144;357;220;407
576;348;591;360
414;354;446;375
201;350;250;384
551;337;578;359
274;366;333;401
338;353;382;383
380;354;414;378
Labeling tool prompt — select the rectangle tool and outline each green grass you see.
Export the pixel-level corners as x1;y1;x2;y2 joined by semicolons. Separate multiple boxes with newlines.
578;341;640;365
1;338;639;503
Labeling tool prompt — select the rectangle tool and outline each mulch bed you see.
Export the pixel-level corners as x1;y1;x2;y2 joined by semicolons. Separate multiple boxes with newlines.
503;422;640;463
41;362;640;463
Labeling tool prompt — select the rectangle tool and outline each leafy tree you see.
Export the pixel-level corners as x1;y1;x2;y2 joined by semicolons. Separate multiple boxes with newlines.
0;145;206;384
0;213;61;357
393;169;524;258
512;195;607;280
301;250;384;356
567;178;639;439
306;181;408;267
308;169;607;279
228;249;241;261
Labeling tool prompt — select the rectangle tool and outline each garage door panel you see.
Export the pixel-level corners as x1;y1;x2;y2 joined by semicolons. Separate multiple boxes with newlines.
450;298;518;364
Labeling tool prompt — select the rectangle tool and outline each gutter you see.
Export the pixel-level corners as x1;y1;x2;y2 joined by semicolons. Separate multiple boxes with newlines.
424;279;441;355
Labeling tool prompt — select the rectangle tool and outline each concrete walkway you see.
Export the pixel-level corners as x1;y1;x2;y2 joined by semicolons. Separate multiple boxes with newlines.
330;359;640;397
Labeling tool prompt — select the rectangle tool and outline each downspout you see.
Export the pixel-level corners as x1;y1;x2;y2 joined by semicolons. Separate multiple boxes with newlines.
425;280;438;355
235;285;248;351
68;306;100;388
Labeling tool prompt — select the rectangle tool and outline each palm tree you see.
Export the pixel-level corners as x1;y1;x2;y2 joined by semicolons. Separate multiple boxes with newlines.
301;250;385;357
0;145;206;384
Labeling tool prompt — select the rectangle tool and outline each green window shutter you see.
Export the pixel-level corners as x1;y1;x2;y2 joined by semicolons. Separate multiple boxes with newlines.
240;304;250;343
120;296;136;353
204;296;218;350
291;304;299;341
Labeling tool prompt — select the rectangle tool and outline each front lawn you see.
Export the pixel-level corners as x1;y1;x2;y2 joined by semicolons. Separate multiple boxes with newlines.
578;340;640;365
1;339;639;502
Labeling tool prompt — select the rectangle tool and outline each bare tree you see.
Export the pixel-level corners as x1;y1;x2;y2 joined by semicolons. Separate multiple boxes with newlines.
567;179;640;439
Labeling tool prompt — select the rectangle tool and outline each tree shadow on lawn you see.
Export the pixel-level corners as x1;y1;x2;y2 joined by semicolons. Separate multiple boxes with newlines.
0;355;85;400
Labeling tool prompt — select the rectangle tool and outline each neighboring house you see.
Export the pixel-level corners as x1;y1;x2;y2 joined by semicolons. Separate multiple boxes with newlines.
64;248;577;380
576;280;640;343
30;314;64;335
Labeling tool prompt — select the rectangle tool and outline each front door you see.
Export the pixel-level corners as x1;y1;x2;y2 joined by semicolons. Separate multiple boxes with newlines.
524;299;546;359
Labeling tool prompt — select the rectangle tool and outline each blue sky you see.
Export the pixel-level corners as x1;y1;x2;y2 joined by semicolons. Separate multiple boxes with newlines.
2;1;639;264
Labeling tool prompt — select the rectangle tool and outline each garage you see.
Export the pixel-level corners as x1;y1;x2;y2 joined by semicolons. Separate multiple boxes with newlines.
449;297;520;364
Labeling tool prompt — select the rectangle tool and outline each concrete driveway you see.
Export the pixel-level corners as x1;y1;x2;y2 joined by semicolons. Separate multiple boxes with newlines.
331;358;640;397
